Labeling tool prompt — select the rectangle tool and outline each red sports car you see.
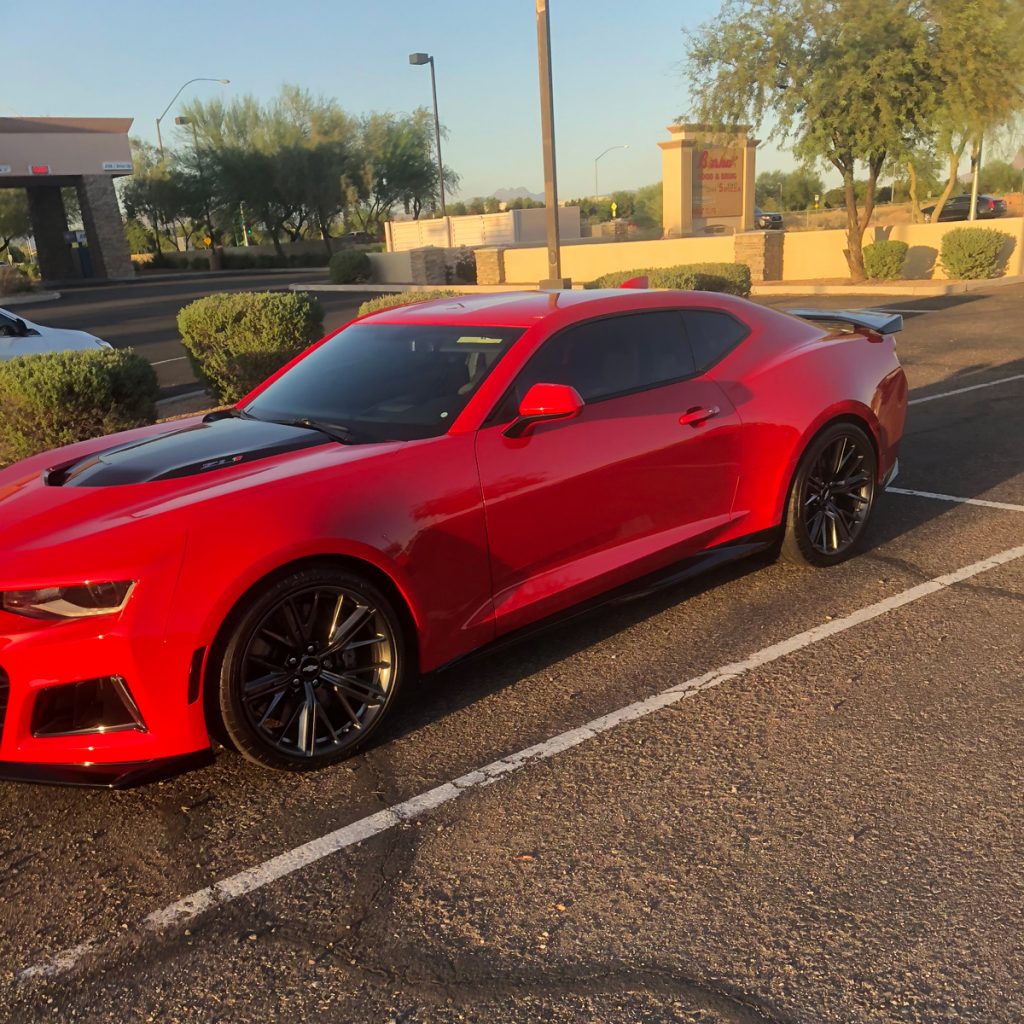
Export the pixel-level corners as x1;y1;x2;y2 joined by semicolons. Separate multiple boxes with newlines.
0;289;907;785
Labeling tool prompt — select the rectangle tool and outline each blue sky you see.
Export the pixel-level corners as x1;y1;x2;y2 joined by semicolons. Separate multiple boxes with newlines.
6;0;797;198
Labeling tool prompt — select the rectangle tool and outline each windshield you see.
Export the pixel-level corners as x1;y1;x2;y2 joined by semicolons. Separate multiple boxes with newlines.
244;322;524;442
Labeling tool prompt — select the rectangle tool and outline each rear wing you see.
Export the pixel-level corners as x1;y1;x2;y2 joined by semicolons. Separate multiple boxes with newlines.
785;308;903;335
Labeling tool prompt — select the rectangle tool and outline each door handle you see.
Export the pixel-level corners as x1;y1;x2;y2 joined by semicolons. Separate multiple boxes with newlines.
679;405;720;427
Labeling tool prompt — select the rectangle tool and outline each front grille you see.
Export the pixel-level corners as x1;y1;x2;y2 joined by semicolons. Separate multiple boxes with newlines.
0;666;9;746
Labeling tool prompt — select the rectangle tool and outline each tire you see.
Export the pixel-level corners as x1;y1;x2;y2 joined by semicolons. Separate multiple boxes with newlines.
780;422;878;567
215;565;409;770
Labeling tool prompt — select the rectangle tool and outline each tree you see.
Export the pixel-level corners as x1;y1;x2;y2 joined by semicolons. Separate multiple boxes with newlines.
979;158;1022;195
924;0;1024;222
685;0;933;281
0;190;30;260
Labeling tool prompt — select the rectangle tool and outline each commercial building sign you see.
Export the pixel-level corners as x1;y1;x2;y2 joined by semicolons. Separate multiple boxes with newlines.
692;145;743;218
102;161;132;171
0;165;11;174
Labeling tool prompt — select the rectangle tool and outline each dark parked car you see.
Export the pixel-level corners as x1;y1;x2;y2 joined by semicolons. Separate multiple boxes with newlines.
921;194;1007;223
755;206;784;230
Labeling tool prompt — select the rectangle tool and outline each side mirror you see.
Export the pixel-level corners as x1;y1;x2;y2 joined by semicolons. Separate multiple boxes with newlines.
15;318;29;337
503;382;584;439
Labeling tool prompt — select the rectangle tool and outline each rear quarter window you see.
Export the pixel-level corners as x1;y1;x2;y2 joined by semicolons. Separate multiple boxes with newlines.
679;311;750;372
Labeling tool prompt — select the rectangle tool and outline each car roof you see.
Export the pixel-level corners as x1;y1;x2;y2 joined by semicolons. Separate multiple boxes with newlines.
360;289;754;329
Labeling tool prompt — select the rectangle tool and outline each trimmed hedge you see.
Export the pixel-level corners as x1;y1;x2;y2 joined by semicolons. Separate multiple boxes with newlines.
329;249;372;283
940;227;1010;280
0;348;158;466
585;262;752;296
177;291;324;403
357;290;459;316
863;240;909;280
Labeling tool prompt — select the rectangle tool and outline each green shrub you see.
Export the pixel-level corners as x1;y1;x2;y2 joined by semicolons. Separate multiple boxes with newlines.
329;249;372;283
585;262;752;296
0;348;158;466
940;227;1011;279
863;240;909;280
0;265;32;295
177;291;324;403
357;290;460;317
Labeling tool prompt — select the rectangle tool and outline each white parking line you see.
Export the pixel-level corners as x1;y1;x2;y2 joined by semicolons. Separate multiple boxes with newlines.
150;356;188;367
889;487;1024;513
909;373;1024;405
18;540;1024;984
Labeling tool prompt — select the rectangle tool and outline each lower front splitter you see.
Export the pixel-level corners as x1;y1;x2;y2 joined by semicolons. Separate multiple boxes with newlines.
0;748;216;789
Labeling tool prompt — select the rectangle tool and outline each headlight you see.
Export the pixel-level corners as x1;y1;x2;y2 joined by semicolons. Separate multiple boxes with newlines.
0;581;136;620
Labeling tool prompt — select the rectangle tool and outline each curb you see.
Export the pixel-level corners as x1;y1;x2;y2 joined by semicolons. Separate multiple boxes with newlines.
1;291;62;307
751;274;1024;296
287;283;576;294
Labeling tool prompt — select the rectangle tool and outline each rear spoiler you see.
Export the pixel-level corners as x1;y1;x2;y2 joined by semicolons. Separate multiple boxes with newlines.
785;308;903;335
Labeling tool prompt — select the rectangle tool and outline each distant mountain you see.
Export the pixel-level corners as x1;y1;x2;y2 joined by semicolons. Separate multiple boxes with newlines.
492;186;544;203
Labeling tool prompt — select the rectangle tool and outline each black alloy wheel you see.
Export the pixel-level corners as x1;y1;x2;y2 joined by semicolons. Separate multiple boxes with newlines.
217;567;407;770
781;423;877;567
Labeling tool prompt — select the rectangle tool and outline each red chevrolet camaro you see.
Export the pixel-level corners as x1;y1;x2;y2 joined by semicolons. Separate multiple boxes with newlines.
0;288;907;786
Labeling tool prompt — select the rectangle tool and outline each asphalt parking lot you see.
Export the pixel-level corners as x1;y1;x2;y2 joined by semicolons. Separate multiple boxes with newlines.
0;282;1021;1023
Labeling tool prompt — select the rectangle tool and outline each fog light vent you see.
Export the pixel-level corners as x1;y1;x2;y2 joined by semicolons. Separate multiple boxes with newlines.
0;666;9;745
31;676;146;738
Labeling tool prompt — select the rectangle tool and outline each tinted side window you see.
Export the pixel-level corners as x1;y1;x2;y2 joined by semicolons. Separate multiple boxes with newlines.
514;311;695;405
680;311;749;373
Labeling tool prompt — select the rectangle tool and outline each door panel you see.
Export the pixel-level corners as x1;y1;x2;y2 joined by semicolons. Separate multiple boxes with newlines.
474;377;742;634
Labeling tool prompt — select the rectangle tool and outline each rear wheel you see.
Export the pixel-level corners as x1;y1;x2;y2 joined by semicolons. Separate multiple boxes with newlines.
216;566;408;770
781;423;877;567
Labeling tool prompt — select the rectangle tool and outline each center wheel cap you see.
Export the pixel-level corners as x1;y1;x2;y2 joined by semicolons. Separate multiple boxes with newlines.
300;658;321;678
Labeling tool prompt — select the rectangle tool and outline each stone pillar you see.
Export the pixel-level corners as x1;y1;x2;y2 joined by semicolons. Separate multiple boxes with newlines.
741;140;758;231
26;185;77;282
408;247;449;285
733;230;784;282
659;126;695;237
476;248;507;285
77;175;133;279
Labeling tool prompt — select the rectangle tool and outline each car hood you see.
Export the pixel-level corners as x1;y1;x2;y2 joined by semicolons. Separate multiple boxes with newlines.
0;321;110;360
47;415;331;487
0;417;403;586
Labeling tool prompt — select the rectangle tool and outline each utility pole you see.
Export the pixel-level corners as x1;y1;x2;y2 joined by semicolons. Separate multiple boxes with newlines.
968;135;983;222
535;0;570;289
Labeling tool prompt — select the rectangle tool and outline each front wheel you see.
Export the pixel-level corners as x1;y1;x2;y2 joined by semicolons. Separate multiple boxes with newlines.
781;423;877;567
216;566;408;770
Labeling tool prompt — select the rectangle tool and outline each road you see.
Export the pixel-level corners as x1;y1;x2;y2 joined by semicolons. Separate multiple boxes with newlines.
0;282;1022;1023
15;271;375;399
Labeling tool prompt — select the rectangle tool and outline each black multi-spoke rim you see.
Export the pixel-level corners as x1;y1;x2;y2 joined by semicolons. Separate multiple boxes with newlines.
801;434;874;556
239;586;395;759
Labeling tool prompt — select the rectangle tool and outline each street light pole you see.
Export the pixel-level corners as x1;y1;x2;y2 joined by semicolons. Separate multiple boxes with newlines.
968;135;983;222
594;144;628;198
409;53;450;243
535;0;569;289
155;77;229;159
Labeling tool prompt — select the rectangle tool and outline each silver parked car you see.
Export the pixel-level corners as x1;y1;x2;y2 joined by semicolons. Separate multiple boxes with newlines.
0;307;112;360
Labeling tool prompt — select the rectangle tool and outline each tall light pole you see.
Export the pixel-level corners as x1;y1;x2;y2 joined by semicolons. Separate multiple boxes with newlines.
594;144;628;198
535;0;569;289
156;77;229;158
968;135;983;222
408;53;449;226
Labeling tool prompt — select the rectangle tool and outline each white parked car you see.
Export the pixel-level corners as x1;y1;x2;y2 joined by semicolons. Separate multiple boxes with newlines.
0;307;112;360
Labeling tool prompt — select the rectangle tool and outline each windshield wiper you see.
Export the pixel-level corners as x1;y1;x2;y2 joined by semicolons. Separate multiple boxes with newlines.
271;417;359;445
